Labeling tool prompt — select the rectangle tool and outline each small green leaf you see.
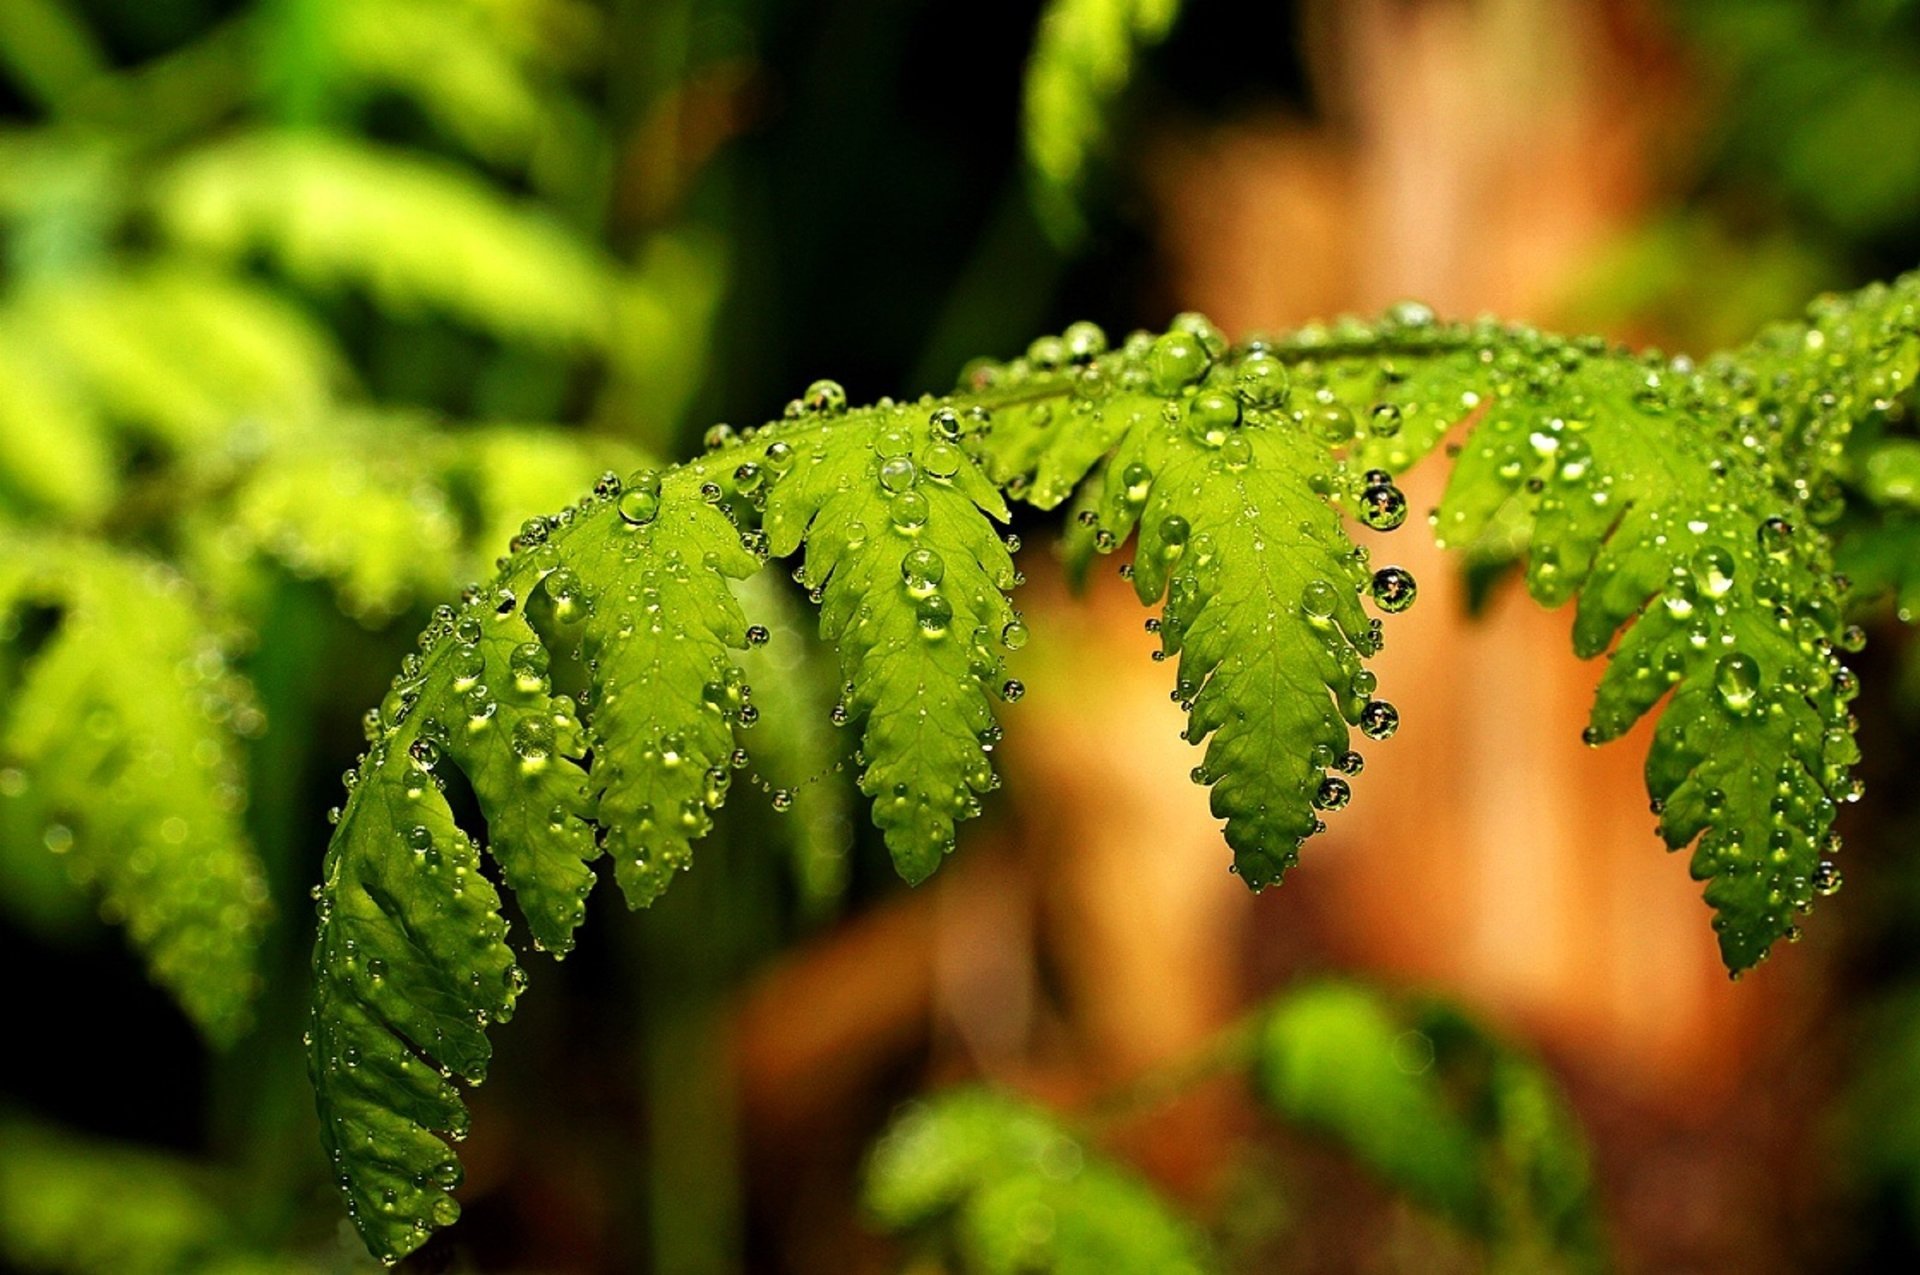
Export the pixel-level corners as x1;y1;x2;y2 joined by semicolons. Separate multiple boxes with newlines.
866;1089;1216;1275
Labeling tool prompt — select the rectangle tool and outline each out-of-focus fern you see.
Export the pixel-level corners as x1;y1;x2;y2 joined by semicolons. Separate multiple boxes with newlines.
155;134;615;347
323;0;597;170
0;1117;352;1275
0;266;339;523
310;276;1914;1260
0;536;267;1042
186;413;644;625
865;1090;1216;1275
1257;982;1601;1270
1022;0;1184;244
861;981;1595;1273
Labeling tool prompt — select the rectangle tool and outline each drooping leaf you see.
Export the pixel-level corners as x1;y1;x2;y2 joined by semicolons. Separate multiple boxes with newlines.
763;398;1020;883
1269;296;1886;971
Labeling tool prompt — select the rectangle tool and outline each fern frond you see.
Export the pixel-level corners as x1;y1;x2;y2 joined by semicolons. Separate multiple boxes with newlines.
864;1089;1216;1275
1258;982;1600;1266
154;134;614;347
1839;511;1920;625
310;592;598;1258
312;280;1913;1257
0;536;266;1041
1731;271;1920;488
0;1118;233;1275
763;397;1020;882
572;472;761;904
0;263;341;524
1022;0;1184;243
0;0;108;116
221;417;461;625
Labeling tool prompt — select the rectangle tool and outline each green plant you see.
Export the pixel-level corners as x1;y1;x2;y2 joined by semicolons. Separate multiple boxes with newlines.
302;271;1915;1261
864;981;1601;1273
7;0;1920;1269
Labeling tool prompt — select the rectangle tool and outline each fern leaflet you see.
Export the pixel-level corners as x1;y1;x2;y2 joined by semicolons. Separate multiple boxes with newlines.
763;397;1020;881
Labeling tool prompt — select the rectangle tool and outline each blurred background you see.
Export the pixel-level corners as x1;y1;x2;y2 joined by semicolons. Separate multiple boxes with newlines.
2;0;1919;1271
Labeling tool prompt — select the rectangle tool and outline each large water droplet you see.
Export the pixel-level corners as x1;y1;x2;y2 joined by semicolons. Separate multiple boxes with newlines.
1714;652;1762;713
1369;567;1416;613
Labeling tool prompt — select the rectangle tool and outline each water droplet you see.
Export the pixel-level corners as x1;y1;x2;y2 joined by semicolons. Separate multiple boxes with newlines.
1758;516;1794;560
1186;391;1241;447
1714;652;1762;713
890;490;930;531
901;547;946;595
916;594;953;637
1369;567;1416;613
1235;351;1290;409
1314;775;1352;811
1359;700;1399;740
804;379;848;415
1693;546;1735;598
1301;579;1340;619
1148;330;1212;394
1063;320;1108;362
1312;403;1355;444
619;470;663;526
1357;480;1408;531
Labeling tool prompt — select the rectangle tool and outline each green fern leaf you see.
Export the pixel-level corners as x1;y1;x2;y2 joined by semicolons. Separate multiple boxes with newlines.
0;332;114;521
732;570;857;910
865;1089;1216;1275
0;1117;233;1275
573;471;760;905
7;266;339;448
972;320;1386;885
0;536;266;1041
325;0;567;167
205;412;642;625
763;398;1020;883
310;585;600;1259
309;469;766;1259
